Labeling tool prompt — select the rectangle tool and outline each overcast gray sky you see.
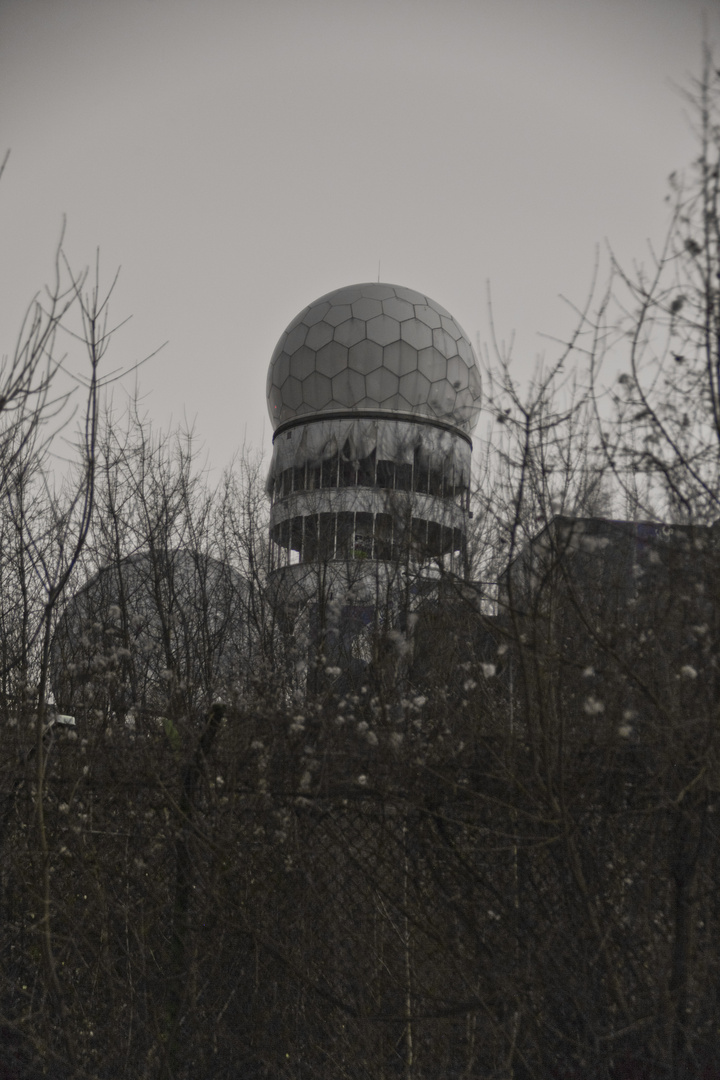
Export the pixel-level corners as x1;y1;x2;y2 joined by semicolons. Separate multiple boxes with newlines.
1;0;717;474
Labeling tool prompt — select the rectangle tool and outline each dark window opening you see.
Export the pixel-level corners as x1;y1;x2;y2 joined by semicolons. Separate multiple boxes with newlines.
392;520;410;560
290;517;303;554
319;512;336;560
377;460;395;490
322;455;338;488
396;463;412;492
357;451;376;488
375;514;393;561
354;513;374;559
412;518;429;552
336;512;354;558
307;463;321;490
414;449;429;494
428;467;444;497
427;520;442;555
340;456;357;487
303;516;318;561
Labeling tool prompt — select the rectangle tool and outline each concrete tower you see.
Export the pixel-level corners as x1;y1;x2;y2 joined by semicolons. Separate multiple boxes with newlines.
266;282;482;606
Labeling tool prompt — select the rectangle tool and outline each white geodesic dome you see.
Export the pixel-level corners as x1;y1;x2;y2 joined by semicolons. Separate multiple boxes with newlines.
267;283;482;434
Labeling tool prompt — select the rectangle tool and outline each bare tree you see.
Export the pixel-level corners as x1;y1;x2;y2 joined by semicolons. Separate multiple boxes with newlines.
6;52;720;1080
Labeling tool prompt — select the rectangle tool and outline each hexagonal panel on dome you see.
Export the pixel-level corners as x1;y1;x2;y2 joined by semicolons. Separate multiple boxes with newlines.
284;323;308;354
349;338;383;375
268;384;284;421
428;381;457;417
284;306;310;333
457;337;475;365
334;317;367;348
319;285;365;306
447;355;470;391
393;285;427;306
272;352;291;388
441;315;464;340
316;340;349;379
380;393;403;411
418;346;446;383
383;340;418;378
302;302;331;327
453;400;478;424
269;336;287;368
414;303;442;329
427;297;454;320
305;321;334;351
432;327;457;359
324;304;353;327
352;296;383;320
366;367;399;403
401;319;433;352
382;296;414;321
366;314;400;347
282;376;303;411
332;368;365;407
454;384;482;427
399;370;431;407
289;345;316;382
302;371;333;411
364;283;397;300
